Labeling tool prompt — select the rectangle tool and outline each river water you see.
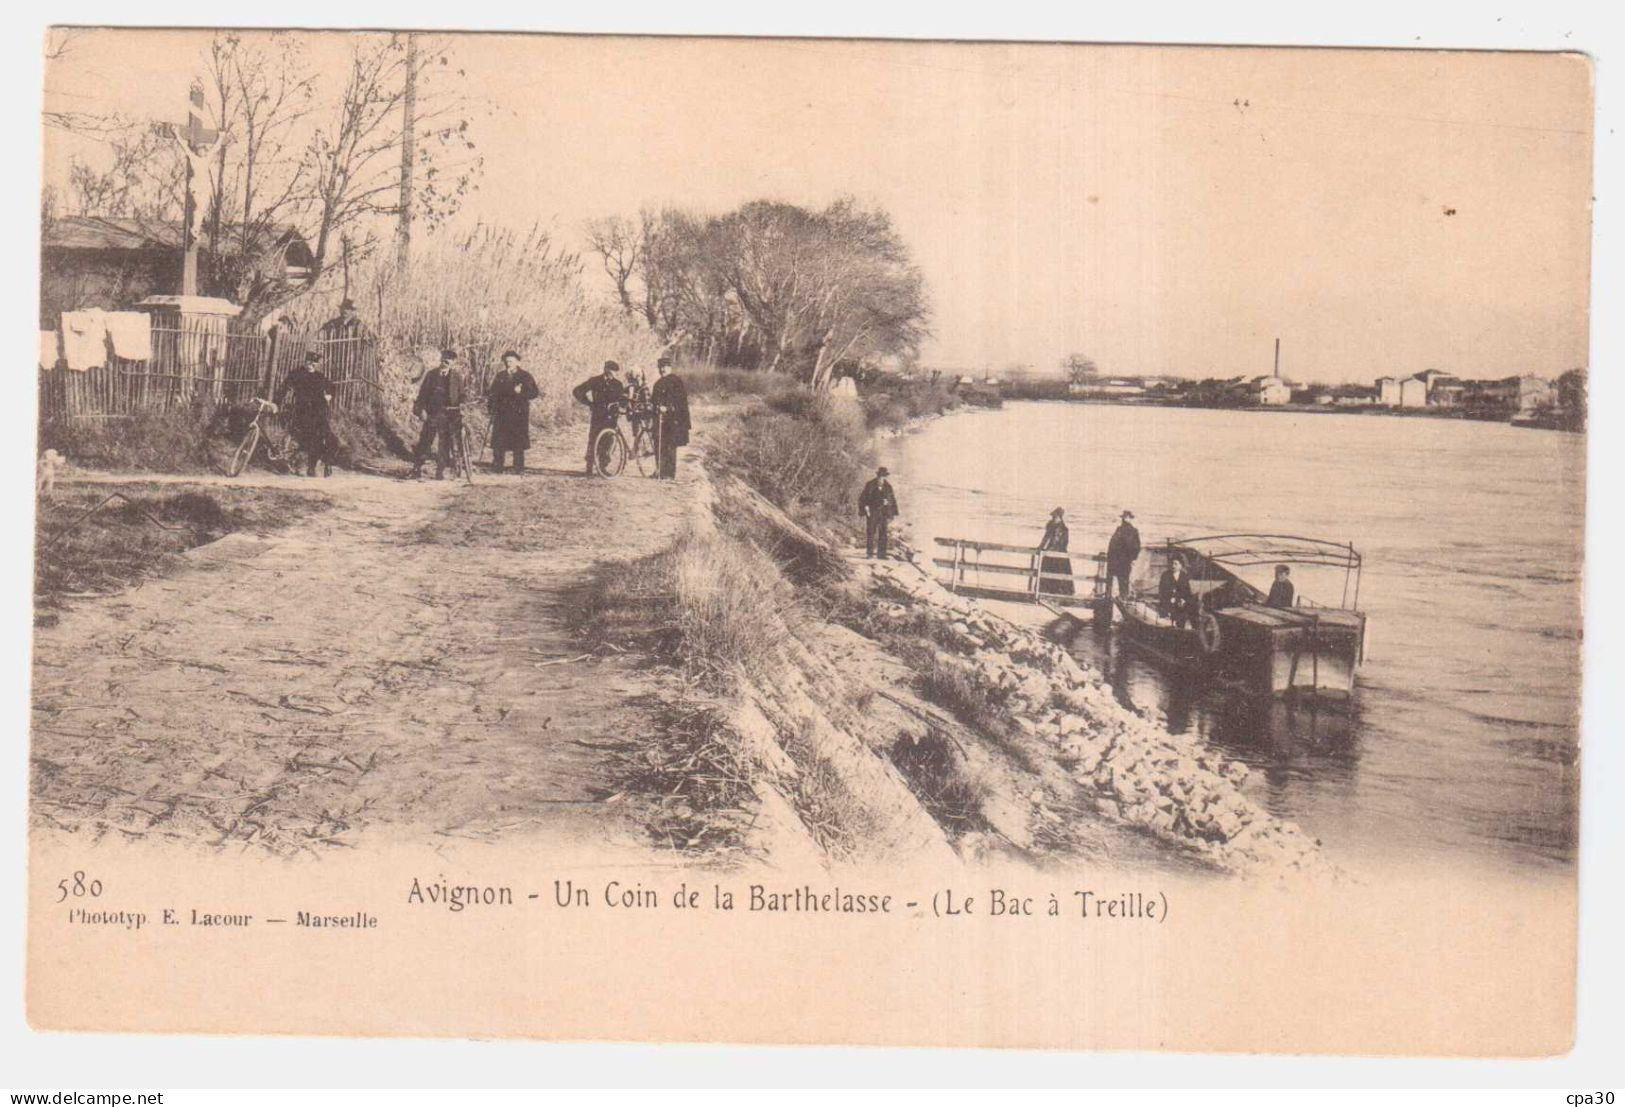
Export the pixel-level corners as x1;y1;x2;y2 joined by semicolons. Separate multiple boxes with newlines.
880;402;1584;873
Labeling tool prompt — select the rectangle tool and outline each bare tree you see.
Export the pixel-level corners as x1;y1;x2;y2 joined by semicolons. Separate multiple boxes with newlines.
1062;353;1099;385
583;214;642;316
299;35;482;310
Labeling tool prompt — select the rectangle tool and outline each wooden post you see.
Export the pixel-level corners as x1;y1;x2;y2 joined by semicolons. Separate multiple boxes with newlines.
396;33;417;273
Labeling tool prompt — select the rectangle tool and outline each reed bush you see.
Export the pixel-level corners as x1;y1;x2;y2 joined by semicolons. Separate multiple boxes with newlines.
318;226;664;429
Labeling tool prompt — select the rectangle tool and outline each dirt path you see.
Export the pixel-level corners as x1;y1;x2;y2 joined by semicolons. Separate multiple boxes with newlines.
31;428;705;859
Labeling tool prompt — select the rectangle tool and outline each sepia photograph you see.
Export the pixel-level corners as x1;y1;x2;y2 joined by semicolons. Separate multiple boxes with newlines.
20;19;1597;1059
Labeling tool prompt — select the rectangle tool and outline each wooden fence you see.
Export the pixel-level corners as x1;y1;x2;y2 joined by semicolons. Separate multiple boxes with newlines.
39;323;381;421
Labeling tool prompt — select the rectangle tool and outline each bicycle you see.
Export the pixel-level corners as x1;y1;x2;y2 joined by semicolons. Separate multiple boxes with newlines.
227;397;297;477
591;396;659;479
438;406;476;485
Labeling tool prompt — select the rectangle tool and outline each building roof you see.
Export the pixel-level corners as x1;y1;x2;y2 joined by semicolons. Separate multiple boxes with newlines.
43;216;313;267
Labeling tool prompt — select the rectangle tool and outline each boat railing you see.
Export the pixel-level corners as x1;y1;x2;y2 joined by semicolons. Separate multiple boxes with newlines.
933;537;1105;602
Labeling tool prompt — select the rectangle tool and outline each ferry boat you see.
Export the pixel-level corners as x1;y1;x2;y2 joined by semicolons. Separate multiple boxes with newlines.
932;532;1367;700
1107;534;1366;699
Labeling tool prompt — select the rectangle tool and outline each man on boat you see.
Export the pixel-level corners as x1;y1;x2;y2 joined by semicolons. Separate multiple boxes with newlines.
858;467;900;559
1266;564;1296;608
1106;510;1141;601
1158;555;1195;628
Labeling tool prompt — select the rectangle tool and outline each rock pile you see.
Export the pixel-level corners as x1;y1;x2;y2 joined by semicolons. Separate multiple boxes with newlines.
866;560;1324;874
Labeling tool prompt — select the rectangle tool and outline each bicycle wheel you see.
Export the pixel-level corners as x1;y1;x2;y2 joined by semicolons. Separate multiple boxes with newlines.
227;425;261;477
633;423;657;477
593;427;627;477
458;425;475;485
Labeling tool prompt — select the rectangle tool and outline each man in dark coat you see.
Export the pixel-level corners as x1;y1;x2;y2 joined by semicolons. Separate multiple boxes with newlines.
649;356;690;480
858;466;900;559
1158;555;1196;628
1266;565;1296;608
1106;510;1142;601
409;349;465;480
317;299;373;384
487;350;540;475
571;360;627;475
274;349;336;477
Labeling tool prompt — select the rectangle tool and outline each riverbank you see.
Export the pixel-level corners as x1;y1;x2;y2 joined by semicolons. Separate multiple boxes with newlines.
29;381;1326;876
587;383;1326;876
992;392;1585;431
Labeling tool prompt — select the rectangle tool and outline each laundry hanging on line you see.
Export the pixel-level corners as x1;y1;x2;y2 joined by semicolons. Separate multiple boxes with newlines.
39;330;61;371
58;310;108;372
103;311;153;361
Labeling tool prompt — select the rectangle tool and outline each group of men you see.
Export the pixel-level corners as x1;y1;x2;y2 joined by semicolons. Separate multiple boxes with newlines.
402;349;691;481
569;357;691;478
271;317;693;483
1101;510;1296;625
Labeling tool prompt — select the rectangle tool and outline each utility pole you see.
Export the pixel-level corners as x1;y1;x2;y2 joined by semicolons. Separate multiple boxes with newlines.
396;32;417;273
1274;337;1281;379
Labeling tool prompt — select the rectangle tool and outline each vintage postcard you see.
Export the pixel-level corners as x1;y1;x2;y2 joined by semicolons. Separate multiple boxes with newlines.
28;29;1589;1052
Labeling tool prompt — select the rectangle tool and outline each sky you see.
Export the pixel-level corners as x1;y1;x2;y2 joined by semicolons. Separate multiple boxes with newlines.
42;30;1594;383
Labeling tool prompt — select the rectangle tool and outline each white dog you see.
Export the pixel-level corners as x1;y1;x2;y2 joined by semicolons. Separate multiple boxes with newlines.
37;449;65;499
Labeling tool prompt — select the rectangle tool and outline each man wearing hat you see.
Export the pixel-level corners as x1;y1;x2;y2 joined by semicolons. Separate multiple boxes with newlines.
649;355;691;480
858;466;900;559
317;299;372;383
487;350;540;475
571;360;627;475
410;349;466;480
318;298;371;340
1106;509;1142;604
274;348;337;478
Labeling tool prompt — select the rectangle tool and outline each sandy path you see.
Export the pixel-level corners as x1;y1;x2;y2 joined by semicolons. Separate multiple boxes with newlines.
31;428;704;858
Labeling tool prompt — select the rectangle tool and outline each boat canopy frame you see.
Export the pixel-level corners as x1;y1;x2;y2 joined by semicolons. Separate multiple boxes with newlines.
1164;533;1363;610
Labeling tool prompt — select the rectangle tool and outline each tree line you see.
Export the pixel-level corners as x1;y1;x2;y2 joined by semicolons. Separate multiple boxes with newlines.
584;198;930;387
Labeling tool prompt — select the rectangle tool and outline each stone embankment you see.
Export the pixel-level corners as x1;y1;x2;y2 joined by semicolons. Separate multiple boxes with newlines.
863;558;1324;874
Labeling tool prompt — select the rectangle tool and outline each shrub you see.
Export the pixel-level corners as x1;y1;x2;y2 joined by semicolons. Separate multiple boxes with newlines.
715;391;872;533
39;404;233;473
572;527;792;690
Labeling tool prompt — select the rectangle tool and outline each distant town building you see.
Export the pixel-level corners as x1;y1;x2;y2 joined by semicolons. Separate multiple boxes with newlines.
1331;385;1377;407
1516;375;1554;412
1427;376;1466;406
1375;377;1401;406
1255;376;1291;405
1398;377;1429;408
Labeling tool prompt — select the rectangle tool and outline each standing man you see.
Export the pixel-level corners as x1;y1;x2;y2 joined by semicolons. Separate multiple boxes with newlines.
649;356;690;480
571;360;627;475
409;349;465;480
318;299;372;383
318;298;371;340
1106;510;1142;602
1266;565;1296;608
858;466;900;559
275;349;337;478
487;350;540;475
